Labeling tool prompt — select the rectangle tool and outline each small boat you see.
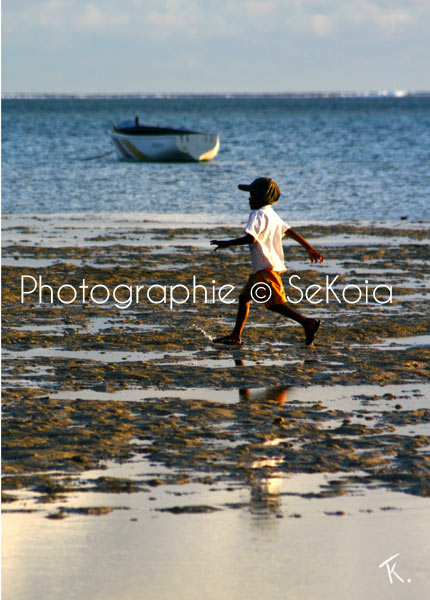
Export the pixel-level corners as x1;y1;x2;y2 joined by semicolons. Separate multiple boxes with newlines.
111;117;220;162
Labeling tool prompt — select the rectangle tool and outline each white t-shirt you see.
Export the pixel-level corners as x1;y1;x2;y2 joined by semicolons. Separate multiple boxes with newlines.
245;205;290;273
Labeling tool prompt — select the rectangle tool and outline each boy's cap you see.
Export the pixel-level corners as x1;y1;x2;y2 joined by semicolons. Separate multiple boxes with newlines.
238;177;281;204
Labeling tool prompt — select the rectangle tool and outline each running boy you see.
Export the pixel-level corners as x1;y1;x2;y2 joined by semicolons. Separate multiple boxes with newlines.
210;177;324;346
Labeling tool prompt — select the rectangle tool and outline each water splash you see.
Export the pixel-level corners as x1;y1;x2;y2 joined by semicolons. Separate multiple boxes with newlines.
191;324;214;341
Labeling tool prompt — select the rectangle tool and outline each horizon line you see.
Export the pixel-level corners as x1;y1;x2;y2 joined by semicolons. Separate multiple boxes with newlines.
3;90;430;100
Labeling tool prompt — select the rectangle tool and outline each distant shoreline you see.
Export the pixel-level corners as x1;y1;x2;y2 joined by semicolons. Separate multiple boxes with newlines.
3;91;430;100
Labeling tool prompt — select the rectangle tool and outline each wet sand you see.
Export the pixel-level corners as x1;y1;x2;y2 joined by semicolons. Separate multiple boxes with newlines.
2;215;430;599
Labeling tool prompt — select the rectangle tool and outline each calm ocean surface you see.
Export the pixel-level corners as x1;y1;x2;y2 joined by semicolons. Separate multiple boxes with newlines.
2;95;429;222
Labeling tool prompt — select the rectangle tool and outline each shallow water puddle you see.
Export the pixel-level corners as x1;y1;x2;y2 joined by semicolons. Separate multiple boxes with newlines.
3;455;430;600
2;347;193;363
49;382;430;407
4;384;430;600
372;334;430;350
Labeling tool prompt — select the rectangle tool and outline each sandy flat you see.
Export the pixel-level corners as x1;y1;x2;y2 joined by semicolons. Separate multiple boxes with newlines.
2;215;430;599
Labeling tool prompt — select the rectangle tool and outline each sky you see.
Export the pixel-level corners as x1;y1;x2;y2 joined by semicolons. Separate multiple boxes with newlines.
2;0;430;94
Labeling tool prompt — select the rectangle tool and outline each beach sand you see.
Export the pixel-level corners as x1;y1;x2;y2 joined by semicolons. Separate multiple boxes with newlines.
2;215;429;599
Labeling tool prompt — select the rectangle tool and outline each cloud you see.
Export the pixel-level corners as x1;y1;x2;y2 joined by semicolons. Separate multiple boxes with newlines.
38;0;68;28
310;14;332;35
145;1;198;39
5;0;129;33
242;0;278;14
2;0;430;93
5;0;425;41
282;0;424;35
342;1;411;32
77;3;129;29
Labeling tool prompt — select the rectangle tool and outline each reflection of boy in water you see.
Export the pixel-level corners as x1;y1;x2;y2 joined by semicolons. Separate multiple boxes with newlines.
239;387;288;404
211;177;324;346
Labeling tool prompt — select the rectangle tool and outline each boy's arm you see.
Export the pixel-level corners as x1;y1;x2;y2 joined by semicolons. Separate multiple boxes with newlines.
284;228;324;264
210;233;255;251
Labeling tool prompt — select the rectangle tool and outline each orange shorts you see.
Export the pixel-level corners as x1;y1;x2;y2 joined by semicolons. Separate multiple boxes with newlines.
240;268;287;308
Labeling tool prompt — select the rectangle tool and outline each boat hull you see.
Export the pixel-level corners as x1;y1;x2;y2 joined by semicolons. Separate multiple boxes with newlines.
111;131;219;162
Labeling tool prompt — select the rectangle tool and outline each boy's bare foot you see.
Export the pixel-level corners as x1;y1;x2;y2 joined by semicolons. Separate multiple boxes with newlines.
305;319;320;346
213;335;243;346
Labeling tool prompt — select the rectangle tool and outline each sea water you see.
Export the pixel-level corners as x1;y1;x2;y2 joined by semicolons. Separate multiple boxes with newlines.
2;95;430;222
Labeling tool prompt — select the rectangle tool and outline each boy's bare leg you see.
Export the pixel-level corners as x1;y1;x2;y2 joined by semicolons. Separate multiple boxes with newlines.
269;303;320;346
214;296;250;345
231;296;250;340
